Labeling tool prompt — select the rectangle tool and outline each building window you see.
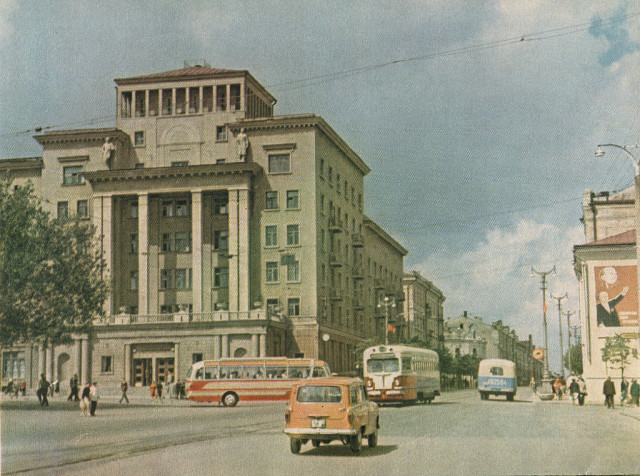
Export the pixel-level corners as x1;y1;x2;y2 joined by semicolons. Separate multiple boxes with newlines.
176;199;189;217
101;356;113;373
130;233;138;254
230;84;241;110
3;351;25;379
336;174;341;194
162;233;173;252
287;260;300;282
175;269;190;289
162;88;172;115
213;198;228;215
287;225;299;246
286;190;299;209
216;159;226;164
175;232;190;252
265;226;277;247
134;131;145;147
265;191;278;210
266;262;279;283
130;271;138;291
328;166;333;185
130;201;138;218
320;159;325;178
162;201;174;217
63;166;84;185
214;230;229;250
214;267;229;288
149;89;159;116
161;269;174;289
77;200;88;218
172;161;188;167
268;154;290;174
57;201;69;219
216;126;228;142
216;85;227;111
193;353;203;364
288;298;300;317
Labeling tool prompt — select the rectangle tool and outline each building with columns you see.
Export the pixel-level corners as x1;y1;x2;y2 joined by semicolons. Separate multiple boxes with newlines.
0;65;407;390
401;271;445;349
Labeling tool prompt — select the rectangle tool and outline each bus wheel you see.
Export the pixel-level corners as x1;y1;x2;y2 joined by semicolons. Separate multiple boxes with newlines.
290;438;302;454
350;431;362;453
222;392;239;407
312;439;321;447
507;393;514;402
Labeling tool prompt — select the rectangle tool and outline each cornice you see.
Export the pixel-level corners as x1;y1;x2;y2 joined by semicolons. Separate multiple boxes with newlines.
34;128;128;146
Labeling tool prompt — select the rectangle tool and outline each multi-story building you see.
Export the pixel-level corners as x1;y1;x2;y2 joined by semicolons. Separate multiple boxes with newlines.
402;271;445;349
0;65;406;390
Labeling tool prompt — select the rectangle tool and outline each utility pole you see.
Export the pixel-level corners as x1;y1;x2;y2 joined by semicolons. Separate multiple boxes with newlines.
531;266;555;396
550;293;567;377
377;296;396;345
565;310;574;375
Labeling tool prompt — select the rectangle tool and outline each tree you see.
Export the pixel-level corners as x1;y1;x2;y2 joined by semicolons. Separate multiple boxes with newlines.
0;179;108;347
564;344;583;375
601;334;638;380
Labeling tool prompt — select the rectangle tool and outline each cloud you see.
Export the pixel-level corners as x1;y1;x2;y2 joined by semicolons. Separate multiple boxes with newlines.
589;4;640;67
0;0;17;45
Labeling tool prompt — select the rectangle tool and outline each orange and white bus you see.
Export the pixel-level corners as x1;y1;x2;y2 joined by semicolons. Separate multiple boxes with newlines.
363;345;440;404
185;357;331;407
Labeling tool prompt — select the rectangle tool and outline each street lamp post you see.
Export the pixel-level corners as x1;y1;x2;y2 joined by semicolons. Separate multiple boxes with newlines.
550;293;567;377
566;310;574;375
596;143;640;354
531;266;556;398
377;296;396;345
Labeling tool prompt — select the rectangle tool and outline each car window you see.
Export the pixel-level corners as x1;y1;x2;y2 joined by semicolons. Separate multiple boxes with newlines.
357;385;366;403
350;387;358;405
297;385;342;403
490;367;504;376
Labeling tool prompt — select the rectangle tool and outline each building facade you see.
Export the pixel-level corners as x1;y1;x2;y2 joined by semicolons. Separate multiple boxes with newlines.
402;271;445;349
0;66;407;390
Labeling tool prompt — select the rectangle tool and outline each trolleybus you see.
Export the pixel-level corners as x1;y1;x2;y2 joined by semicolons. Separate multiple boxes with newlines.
363;345;440;404
185;357;331;406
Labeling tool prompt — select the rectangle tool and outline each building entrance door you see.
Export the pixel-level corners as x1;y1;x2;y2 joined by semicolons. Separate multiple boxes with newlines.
133;358;152;386
156;358;175;384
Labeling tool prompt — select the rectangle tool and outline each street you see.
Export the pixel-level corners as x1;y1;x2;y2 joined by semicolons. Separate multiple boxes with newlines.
3;387;640;475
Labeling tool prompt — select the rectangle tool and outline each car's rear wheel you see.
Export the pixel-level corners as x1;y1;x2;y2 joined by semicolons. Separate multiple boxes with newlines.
350;431;362;453
367;428;378;448
290;438;302;454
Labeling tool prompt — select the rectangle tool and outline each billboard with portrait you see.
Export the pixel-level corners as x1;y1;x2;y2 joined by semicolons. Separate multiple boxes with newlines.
594;265;638;327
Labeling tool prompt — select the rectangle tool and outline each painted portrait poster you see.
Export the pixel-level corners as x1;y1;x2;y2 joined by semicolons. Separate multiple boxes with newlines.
594;265;638;327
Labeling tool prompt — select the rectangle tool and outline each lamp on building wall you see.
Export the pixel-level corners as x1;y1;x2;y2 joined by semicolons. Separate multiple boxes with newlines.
596;143;640;356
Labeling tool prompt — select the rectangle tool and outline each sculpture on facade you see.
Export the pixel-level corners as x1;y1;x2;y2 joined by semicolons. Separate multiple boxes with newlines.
236;128;248;160
102;137;116;167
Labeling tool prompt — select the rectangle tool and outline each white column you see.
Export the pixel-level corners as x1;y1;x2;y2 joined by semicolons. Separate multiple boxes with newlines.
259;334;267;358
213;336;221;360
93;195;113;315
138;193;149;315
81;338;90;385
38;345;46;378
74;339;82;376
251;334;259;357
46;346;54;382
124;344;131;384
228;189;250;313
191;190;203;314
221;335;229;358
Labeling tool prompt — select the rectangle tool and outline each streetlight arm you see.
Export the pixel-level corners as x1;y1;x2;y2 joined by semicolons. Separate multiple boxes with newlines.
596;143;640;177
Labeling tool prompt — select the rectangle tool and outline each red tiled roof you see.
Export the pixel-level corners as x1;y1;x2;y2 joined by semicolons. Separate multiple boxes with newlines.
115;66;246;84
582;229;636;247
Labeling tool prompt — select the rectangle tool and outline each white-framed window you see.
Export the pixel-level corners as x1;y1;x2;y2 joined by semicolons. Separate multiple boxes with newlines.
176;200;189;216
286;190;299;209
162;201;174;217
216;126;228;142
288;298;300;317
162;233;173;252
175;232;190;252
214;230;229;250
268;154;290;174
213;198;228;215
77;200;88;218
265;191;278;210
287;260;300;282
63;166;84;185
130;201;138;218
101;355;113;373
214;267;229;288
265;226;277;247
161;269;174;289
134;131;145;147
266;262;279;282
287;224;299;246
130;270;138;291
175;269;190;289
57;201;69;219
3;351;25;379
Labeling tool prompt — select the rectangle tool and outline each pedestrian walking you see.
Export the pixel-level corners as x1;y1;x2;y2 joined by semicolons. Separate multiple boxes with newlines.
553;378;563;400
578;377;587;406
157;380;163;402
603;376;616;409
89;382;99;416
150;381;157;400
5;378;14;397
630;379;639;407
620;378;629;406
80;383;90;416
68;374;80;401
119;379;129;404
529;377;537;395
19;380;26;397
569;378;579;405
38;374;50;406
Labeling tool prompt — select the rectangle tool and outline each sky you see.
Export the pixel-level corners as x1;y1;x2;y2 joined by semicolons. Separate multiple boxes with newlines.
1;0;640;372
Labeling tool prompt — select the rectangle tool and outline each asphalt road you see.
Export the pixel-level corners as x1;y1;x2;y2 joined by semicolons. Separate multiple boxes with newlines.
2;388;640;475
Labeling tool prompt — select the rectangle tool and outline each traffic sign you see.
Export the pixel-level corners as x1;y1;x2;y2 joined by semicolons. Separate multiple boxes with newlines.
532;348;544;360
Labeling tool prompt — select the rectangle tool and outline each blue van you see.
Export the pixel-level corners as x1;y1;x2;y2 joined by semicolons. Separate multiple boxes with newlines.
478;359;517;401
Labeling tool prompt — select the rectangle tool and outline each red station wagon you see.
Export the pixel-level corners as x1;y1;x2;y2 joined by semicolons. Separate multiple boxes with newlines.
284;377;379;454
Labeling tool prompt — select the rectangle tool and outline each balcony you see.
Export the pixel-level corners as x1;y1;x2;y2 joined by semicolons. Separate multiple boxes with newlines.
328;216;343;233
352;265;364;280
353;297;364;310
329;253;343;267
374;278;385;290
351;233;364;247
329;291;343;301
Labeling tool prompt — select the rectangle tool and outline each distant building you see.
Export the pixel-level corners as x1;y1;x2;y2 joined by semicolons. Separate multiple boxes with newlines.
401;271;445;350
0;65;407;391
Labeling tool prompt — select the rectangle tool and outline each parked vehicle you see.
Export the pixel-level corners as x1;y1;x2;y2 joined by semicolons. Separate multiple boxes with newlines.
478;358;517;401
284;377;379;454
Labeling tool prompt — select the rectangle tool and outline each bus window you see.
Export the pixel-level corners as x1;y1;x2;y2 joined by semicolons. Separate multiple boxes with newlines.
244;366;265;379
225;366;242;379
266;366;287;379
366;358;399;373
204;367;217;380
490;367;504;376
195;368;204;379
289;368;306;379
312;366;327;378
